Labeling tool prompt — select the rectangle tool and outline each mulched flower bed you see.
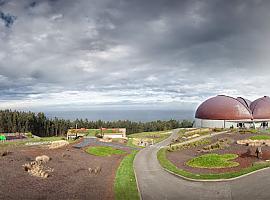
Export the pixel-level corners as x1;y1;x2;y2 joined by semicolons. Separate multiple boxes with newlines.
167;132;270;174
0;144;127;200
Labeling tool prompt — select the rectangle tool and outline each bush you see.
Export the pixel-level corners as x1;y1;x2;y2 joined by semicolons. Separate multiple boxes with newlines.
168;139;211;152
95;133;103;138
213;128;224;132
25;132;32;138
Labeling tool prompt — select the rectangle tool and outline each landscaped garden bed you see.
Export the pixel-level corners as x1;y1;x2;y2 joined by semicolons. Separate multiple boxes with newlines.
158;131;270;180
0;142;126;199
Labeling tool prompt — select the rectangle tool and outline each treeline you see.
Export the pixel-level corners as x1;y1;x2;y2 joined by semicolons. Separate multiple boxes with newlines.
0;110;193;137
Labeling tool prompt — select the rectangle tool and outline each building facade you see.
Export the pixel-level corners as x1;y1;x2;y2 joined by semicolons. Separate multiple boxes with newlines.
194;95;270;129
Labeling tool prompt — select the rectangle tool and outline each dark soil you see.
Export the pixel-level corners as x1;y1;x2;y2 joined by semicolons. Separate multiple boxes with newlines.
167;132;270;174
0;144;128;200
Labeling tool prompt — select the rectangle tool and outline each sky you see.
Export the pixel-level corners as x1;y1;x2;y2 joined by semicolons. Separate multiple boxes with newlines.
1;0;270;111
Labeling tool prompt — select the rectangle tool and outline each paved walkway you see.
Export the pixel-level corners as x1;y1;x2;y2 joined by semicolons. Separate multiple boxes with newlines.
134;129;270;200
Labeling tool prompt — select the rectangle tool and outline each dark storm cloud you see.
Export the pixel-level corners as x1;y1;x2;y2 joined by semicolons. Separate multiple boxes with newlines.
0;11;16;27
0;0;270;110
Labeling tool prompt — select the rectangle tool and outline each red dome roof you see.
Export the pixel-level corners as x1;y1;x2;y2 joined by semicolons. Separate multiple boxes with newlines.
236;97;251;109
195;95;253;120
250;96;270;119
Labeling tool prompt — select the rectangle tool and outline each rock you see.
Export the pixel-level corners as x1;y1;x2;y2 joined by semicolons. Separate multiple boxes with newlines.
23;160;53;178
49;140;69;149
35;155;50;163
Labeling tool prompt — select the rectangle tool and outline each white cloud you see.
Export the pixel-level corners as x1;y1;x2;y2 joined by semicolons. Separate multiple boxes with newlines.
0;0;270;111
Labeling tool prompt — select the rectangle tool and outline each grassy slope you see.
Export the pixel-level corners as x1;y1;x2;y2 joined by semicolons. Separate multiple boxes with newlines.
86;146;126;156
126;138;144;148
157;148;270;180
128;131;171;144
0;136;66;149
186;153;239;169
114;151;140;200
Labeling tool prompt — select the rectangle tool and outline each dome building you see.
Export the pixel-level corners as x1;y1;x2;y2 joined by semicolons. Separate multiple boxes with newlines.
194;95;270;128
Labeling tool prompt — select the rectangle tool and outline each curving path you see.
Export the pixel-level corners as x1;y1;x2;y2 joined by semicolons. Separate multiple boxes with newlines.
134;129;270;200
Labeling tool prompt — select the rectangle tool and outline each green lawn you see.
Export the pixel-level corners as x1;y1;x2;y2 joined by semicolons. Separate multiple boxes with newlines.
0;136;66;149
126;138;144;148
157;148;270;180
128;131;171;144
114;151;140;200
250;135;270;140
186;153;239;169
86;129;124;136
85;146;126;156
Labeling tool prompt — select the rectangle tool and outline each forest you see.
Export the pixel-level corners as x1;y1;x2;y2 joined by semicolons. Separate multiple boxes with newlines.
0;110;193;137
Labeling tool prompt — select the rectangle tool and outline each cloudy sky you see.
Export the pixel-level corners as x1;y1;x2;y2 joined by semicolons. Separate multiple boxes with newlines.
0;0;270;111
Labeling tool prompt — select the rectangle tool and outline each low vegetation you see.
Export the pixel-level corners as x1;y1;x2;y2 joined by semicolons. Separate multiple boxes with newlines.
126;138;144;148
168;139;211;152
0;136;67;149
86;129;124;137
250;135;270;140
85;146;126;157
186;153;239;169
128;131;172;144
157;148;270;180
238;129;259;134
173;128;214;144
114;151;140;200
199;138;233;153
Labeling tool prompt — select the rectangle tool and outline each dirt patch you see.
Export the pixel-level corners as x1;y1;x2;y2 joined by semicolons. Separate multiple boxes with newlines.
167;132;270;174
0;144;128;200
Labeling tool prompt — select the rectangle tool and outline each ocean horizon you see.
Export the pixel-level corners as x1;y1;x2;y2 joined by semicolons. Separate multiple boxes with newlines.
45;110;195;122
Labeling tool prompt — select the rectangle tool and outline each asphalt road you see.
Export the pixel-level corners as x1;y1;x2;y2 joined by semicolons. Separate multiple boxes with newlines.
134;129;270;200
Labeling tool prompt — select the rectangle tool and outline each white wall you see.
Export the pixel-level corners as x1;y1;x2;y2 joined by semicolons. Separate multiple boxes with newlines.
103;134;125;138
194;118;270;129
194;118;237;128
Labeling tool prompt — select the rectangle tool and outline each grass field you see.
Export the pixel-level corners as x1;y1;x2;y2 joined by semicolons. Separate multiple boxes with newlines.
186;153;239;169
157;148;270;180
0;136;67;149
126;138;144;148
86;129;124;136
85;146;126;156
128;131;171;144
114;151;140;200
250;135;270;140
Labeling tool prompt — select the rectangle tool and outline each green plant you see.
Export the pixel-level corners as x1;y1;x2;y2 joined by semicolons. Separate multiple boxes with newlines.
169;139;211;151
250;135;270;140
85;146;126;156
213;128;224;132
114;151;140;200
158;148;270;180
25;132;32;138
128;131;171;144
186;153;239;169
201;138;233;152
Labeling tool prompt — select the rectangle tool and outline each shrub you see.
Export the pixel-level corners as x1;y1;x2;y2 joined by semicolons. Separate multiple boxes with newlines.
25;132;32;138
168;139;211;152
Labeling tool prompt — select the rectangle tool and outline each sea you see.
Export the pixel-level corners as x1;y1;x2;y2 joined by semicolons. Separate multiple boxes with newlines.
45;110;195;122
